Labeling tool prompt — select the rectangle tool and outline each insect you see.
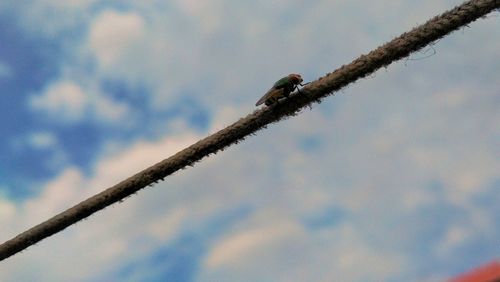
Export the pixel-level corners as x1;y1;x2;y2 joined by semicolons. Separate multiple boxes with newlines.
255;73;306;106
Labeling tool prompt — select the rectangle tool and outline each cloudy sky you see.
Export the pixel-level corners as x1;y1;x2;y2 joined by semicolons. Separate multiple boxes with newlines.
0;0;498;281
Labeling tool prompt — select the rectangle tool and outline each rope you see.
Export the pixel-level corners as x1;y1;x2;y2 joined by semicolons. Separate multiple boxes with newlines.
1;0;498;262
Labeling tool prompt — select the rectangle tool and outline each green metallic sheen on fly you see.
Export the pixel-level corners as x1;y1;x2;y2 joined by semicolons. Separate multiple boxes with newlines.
255;74;306;106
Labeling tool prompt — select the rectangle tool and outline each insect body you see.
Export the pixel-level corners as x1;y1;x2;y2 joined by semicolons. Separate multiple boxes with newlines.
255;74;305;106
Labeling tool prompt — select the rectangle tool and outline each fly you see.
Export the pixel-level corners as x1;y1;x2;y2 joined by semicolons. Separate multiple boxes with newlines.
255;74;307;106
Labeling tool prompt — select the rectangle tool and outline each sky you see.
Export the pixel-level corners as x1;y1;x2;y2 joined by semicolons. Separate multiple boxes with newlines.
0;0;498;281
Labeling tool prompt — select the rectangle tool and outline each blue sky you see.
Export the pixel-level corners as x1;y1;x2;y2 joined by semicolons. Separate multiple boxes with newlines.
0;1;499;281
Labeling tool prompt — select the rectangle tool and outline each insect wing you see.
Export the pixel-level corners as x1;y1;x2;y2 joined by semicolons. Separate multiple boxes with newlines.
255;88;282;106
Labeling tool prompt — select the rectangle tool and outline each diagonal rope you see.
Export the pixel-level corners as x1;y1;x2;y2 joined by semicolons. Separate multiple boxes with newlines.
1;0;498;262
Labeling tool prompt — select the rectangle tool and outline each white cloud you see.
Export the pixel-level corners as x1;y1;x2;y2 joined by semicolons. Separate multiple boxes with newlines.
89;10;146;69
205;221;303;269
29;79;131;124
435;225;471;257
28;132;57;149
0;195;16;226
30;80;88;122
7;131;69;171
93;94;130;123
200;219;407;282
176;0;223;34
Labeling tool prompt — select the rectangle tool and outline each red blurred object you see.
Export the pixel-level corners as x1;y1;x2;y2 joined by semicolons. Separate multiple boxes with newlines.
449;260;500;282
